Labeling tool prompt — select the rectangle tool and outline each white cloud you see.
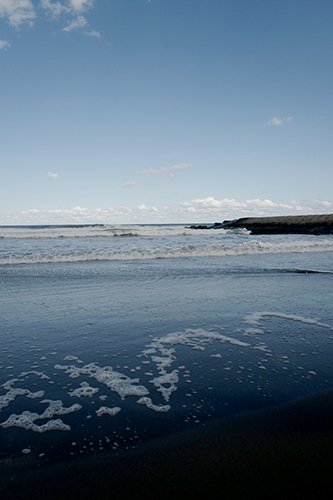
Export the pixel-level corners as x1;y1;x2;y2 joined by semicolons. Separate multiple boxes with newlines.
40;0;94;15
84;29;100;37
47;171;60;179
2;198;332;225
268;117;283;126
0;38;10;49
0;0;99;36
69;0;94;12
0;0;35;27
178;197;332;219
137;204;158;212
120;182;141;188
139;163;192;177
62;14;87;32
268;116;293;126
180;197;289;214
40;0;70;17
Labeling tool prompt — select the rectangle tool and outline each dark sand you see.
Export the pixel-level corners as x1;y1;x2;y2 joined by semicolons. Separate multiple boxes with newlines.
2;390;333;500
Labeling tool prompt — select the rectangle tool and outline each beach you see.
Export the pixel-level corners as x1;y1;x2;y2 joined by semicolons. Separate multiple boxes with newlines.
2;389;333;499
1;223;333;498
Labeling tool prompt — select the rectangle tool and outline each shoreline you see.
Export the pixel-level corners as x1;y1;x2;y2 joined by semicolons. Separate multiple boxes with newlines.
189;213;333;234
1;224;333;499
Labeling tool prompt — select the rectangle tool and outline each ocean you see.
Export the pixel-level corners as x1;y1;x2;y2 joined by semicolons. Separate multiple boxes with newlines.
1;224;333;494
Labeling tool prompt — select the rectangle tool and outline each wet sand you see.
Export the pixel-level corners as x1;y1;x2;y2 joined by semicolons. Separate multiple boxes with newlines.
2;389;333;500
1;233;333;499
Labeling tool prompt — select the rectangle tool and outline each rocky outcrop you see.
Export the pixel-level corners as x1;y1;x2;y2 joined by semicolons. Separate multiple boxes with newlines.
188;214;333;235
187;222;223;230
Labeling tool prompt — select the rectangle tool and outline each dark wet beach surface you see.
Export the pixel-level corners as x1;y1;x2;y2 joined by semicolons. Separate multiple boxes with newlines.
1;248;333;499
2;388;333;500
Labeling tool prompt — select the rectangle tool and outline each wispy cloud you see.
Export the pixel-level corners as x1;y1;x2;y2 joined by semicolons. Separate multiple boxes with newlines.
47;171;60;179
62;15;87;32
69;0;95;12
60;13;100;36
84;29;100;37
0;0;36;27
120;182;141;188
0;0;100;43
268;117;283;126
40;0;70;17
0;39;10;50
268;116;293;126
139;163;192;177
41;0;95;17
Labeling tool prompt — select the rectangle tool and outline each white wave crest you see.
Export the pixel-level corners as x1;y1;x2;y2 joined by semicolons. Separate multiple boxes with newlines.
2;238;333;265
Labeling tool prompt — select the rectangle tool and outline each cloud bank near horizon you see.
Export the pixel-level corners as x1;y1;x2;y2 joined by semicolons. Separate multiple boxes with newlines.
2;198;332;225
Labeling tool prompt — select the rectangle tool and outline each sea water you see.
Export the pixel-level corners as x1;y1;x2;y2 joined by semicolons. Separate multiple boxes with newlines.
0;224;333;472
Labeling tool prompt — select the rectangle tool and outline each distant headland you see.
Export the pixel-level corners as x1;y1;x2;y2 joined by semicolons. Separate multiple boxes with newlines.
187;214;333;235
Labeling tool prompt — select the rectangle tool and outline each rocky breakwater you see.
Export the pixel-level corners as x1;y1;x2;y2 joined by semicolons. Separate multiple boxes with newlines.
188;214;333;235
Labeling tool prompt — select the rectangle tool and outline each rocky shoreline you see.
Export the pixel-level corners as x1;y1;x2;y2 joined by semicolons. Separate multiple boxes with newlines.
188;214;333;235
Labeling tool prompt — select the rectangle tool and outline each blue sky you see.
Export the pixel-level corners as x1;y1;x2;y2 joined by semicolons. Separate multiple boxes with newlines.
1;0;332;224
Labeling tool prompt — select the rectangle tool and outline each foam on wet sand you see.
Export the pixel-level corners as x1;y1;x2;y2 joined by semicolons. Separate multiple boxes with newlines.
1;400;82;432
136;397;171;413
0;311;332;469
68;382;99;398
0;379;45;410
54;362;150;399
96;406;121;417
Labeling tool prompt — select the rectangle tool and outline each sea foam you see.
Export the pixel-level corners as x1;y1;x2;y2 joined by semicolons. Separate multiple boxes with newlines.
0;400;82;433
55;363;149;399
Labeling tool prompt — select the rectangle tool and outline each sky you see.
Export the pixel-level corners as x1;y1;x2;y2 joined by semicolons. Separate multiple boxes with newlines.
1;0;332;224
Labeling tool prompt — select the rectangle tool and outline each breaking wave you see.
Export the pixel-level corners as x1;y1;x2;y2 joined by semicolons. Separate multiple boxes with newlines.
1;234;333;266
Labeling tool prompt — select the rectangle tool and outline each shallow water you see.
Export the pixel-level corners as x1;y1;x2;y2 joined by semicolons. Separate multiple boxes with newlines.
0;225;333;477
